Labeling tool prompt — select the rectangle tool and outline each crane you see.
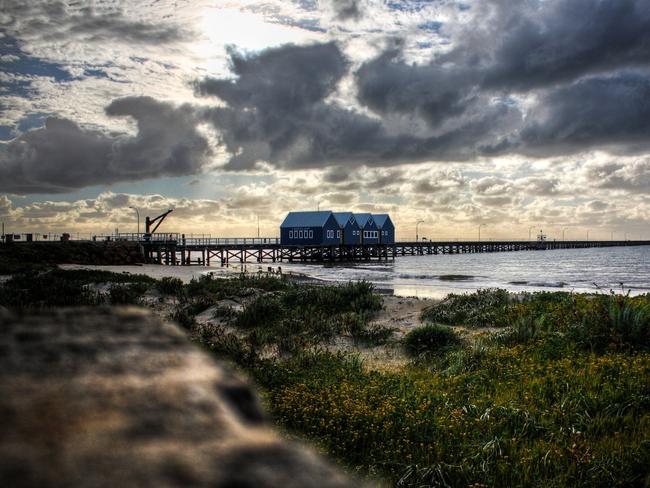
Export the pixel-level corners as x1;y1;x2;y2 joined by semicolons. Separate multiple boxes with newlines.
144;209;173;240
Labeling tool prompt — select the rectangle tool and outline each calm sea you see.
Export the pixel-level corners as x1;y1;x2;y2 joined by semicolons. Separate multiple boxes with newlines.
238;245;650;298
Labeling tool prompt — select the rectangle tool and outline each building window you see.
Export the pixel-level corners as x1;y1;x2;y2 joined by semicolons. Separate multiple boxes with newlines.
309;230;313;239
337;230;341;238
289;230;293;238
299;230;303;238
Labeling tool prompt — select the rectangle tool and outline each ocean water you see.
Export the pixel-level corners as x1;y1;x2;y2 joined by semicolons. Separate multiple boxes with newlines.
241;245;650;298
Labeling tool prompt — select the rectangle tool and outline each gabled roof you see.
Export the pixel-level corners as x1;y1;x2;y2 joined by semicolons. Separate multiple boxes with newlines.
333;212;355;227
280;211;333;228
373;214;393;228
354;213;375;227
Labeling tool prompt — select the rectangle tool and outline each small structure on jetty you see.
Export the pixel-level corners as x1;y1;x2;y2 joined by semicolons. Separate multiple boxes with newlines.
280;211;395;246
280;211;340;246
353;213;380;245
373;214;395;245
332;212;358;245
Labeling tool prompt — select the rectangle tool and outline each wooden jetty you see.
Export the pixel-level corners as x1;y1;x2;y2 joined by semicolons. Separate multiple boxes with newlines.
130;235;650;265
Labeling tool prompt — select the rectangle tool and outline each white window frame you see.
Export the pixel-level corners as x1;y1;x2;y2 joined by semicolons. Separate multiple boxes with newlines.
337;230;341;238
309;230;313;239
299;230;303;238
289;230;293;238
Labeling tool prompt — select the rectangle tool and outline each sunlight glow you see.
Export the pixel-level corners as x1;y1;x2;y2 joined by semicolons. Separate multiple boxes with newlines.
200;7;322;53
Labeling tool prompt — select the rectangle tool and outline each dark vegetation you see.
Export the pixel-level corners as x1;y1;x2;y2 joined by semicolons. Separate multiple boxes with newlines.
0;268;648;487
0;241;145;274
197;278;386;359
421;288;512;327
422;288;650;352
403;324;461;357
0;269;154;307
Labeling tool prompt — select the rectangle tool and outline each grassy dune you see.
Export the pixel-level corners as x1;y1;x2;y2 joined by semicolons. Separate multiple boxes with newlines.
1;269;648;487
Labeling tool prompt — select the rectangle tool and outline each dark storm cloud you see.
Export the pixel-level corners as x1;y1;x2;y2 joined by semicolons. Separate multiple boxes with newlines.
353;0;650;156
196;43;348;114
0;97;210;194
199;1;650;171
355;48;477;127
478;0;650;90
196;42;522;170
518;72;650;155
1;1;188;45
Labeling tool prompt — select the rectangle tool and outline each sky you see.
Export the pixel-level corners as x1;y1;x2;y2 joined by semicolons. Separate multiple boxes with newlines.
1;0;649;240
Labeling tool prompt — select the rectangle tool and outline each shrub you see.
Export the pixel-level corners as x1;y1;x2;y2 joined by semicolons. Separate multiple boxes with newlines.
281;280;382;316
421;288;512;327
108;283;148;305
156;276;184;296
0;270;102;308
170;305;196;330
404;324;461;356
608;295;650;349
234;295;284;329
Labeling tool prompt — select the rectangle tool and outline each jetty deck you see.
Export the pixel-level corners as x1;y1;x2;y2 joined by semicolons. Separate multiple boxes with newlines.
131;235;650;265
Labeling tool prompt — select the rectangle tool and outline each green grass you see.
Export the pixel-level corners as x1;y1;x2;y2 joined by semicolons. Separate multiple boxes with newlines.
2;268;648;487
248;345;649;487
207;279;386;356
205;289;650;487
421;288;513;328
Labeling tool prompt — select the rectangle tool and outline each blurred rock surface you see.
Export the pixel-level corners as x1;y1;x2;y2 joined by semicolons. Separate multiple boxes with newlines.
0;307;357;487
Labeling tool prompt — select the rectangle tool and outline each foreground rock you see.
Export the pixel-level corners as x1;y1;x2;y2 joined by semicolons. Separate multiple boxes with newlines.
0;307;357;487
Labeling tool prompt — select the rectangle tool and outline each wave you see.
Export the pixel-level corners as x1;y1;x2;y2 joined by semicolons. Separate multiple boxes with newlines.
509;280;568;288
397;273;476;281
438;274;476;281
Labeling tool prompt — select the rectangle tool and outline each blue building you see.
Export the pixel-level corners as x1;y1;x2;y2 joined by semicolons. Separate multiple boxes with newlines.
354;213;380;244
373;214;395;244
333;212;358;245
280;211;340;246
